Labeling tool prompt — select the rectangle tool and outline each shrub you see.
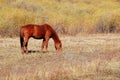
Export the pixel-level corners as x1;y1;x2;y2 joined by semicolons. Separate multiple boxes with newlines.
0;16;22;37
12;0;39;12
0;0;120;37
0;9;35;37
52;22;65;34
65;24;83;35
95;12;120;33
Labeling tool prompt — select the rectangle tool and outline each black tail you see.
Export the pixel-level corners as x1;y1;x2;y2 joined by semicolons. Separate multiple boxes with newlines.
20;35;24;48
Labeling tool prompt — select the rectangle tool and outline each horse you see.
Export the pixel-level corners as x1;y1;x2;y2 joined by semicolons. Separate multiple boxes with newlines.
20;24;62;54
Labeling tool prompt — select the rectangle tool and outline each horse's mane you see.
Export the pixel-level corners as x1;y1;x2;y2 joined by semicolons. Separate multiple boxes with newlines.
44;24;61;43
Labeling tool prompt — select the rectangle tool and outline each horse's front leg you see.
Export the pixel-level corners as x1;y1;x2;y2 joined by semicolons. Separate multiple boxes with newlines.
44;37;49;52
41;39;45;52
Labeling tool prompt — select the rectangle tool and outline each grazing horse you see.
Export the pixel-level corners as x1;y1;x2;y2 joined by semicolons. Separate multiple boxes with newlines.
20;24;62;54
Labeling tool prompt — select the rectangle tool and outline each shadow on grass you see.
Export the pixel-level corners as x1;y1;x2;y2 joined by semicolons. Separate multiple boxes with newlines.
28;50;40;53
28;50;49;54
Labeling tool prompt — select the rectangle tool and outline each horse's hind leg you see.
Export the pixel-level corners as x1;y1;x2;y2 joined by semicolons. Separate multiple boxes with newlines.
23;37;29;54
25;42;28;53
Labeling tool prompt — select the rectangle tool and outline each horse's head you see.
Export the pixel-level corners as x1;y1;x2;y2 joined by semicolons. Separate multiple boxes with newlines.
55;40;62;51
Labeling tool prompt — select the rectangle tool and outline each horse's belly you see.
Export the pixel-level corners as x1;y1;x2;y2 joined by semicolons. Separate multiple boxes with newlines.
32;33;44;39
33;27;45;39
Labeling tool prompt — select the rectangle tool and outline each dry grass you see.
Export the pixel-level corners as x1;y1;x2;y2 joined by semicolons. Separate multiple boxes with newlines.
0;34;120;80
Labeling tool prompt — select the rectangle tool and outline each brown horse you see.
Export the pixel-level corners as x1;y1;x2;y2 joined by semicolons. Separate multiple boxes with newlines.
20;24;62;54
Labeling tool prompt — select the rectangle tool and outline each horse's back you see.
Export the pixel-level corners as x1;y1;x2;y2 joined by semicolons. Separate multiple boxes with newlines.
20;24;35;37
20;24;55;38
21;24;35;30
21;24;53;31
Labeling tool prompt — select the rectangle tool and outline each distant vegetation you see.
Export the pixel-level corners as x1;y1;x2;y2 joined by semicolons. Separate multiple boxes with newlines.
0;0;120;36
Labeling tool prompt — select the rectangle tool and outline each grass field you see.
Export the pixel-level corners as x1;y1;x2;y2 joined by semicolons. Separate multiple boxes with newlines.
0;34;120;80
0;0;120;79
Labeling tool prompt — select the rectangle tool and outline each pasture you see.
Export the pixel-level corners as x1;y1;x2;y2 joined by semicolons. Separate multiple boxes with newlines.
0;34;120;80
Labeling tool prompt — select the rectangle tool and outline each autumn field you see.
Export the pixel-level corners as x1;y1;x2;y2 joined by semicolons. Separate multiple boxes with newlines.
0;0;120;80
0;34;120;80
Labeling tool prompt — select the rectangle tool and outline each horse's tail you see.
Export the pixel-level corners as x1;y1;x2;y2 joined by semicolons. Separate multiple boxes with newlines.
20;35;24;48
20;28;24;48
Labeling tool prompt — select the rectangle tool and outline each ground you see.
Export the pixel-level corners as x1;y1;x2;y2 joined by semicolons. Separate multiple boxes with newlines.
0;34;120;80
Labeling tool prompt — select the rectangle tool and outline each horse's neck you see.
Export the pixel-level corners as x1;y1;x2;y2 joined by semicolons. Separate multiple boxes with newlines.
52;33;60;43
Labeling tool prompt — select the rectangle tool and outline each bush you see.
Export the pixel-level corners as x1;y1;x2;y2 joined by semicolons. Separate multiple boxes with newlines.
95;12;120;33
12;0;39;12
0;0;120;37
0;16;21;37
65;24;83;35
0;10;35;37
52;22;65;34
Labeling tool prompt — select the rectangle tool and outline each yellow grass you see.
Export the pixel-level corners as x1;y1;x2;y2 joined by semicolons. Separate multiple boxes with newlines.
0;34;120;80
0;0;120;36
